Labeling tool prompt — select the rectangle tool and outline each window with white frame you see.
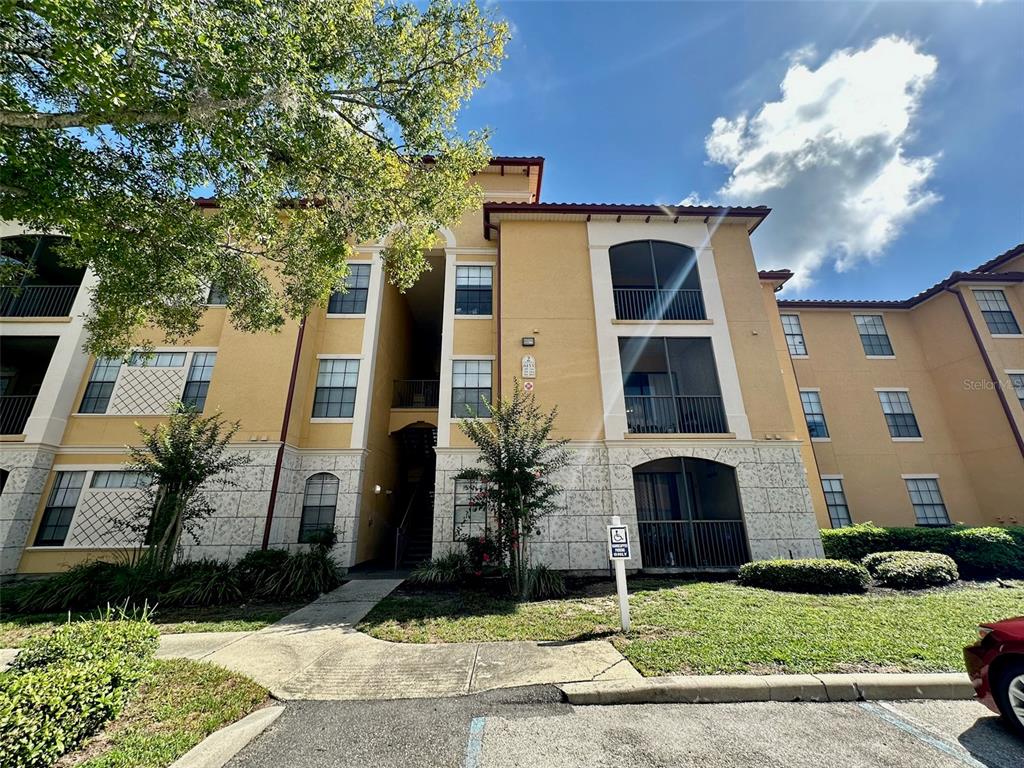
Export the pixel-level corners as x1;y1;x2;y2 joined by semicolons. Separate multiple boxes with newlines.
974;289;1021;335
34;471;84;546
799;390;829;439
299;473;339;543
183;352;216;411
312;358;359;418
129;351;187;367
781;314;807;356
454;479;487;538
79;357;122;413
90;470;151;489
854;315;894;356
878;390;921;438
455;266;493;315
1010;373;1024;407
905;478;951;526
821;478;852;528
452;360;492;418
328;263;371;314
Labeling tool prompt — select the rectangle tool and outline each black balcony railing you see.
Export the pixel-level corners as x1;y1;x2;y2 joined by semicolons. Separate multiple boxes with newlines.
393;379;440;409
1;285;79;317
624;394;727;434
613;288;706;321
638;520;749;569
0;395;36;435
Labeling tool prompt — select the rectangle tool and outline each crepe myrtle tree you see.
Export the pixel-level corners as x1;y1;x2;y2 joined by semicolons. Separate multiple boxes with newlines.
124;402;250;573
456;380;571;596
0;0;508;356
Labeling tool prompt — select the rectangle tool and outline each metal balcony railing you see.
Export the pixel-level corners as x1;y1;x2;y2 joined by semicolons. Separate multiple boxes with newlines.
392;379;440;409
0;395;36;435
624;395;728;434
1;285;79;317
637;520;749;569
613;288;706;321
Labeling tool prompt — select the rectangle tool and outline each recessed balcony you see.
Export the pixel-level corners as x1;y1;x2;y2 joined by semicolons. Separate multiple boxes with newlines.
1;235;84;318
0;336;58;435
624;394;727;434
393;379;440;409
613;288;706;321
610;240;706;321
1;285;80;318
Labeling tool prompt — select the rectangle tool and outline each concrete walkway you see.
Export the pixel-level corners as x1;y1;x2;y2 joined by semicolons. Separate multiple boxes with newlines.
156;578;640;701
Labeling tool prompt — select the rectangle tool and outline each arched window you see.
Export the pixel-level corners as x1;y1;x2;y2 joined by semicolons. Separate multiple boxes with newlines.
609;240;704;320
299;473;339;543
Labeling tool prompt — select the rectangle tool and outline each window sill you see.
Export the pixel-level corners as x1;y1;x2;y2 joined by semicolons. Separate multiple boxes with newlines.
455;314;493;320
992;334;1024;339
310;417;355;424
0;316;73;323
624;432;735;440
790;354;809;359
892;437;924;442
325;313;367;319
866;355;897;360
810;437;831;443
611;319;712;325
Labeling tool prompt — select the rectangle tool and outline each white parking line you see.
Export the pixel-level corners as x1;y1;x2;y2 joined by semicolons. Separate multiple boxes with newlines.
857;702;987;768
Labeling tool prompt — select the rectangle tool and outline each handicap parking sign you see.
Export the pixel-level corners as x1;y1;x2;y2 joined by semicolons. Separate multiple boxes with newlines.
607;525;631;560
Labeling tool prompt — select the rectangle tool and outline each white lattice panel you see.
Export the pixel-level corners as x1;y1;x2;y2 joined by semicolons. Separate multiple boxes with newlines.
109;366;186;415
65;491;145;548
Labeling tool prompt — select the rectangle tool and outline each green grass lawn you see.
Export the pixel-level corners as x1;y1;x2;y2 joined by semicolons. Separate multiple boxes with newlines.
60;658;268;767
357;579;1024;677
0;602;304;648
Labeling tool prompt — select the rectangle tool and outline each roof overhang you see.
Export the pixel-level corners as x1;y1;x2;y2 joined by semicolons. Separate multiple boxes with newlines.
483;202;770;239
757;269;794;292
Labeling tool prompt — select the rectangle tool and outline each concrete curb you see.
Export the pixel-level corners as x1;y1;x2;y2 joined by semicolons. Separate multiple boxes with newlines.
558;673;975;705
169;704;284;768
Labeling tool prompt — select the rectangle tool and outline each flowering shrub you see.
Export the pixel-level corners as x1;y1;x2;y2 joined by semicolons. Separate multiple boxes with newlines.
463;534;502;577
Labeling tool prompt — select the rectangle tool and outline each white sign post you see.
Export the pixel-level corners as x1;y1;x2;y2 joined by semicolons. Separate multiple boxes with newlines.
607;515;631;633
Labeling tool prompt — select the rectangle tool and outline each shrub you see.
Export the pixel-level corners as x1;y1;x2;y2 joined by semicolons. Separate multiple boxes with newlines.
408;551;472;586
821;523;1024;578
738;559;870;594
0;613;158;768
463;533;502;576
950;527;1021;578
523;564;567;600
261;550;343;599
162;561;243;607
235;548;290;595
863;551;959;589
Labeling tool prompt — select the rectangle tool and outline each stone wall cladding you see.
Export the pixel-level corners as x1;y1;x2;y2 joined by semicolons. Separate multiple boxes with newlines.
431;440;823;572
0;445;56;574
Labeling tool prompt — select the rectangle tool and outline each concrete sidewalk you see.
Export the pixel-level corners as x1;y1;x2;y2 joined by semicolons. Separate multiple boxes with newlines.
156;578;640;701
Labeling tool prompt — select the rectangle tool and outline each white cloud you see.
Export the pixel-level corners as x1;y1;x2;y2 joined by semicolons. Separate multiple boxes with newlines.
701;36;940;289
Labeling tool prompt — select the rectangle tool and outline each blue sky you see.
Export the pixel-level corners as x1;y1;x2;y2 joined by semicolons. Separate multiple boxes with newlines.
457;1;1024;299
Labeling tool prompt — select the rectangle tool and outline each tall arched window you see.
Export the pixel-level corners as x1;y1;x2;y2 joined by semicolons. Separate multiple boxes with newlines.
299;473;339;543
609;240;704;320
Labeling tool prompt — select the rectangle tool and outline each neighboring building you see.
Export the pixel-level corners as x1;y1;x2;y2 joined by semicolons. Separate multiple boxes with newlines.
772;242;1024;530
0;157;1018;577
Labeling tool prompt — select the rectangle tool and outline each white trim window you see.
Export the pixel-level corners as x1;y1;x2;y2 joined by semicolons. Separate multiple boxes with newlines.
1010;373;1024;407
129;351;187;367
974;289;1020;335
781;314;807;356
821;478;852;528
90;470;151;489
183;352;216;411
905;477;951;526
454;479;487;538
34;471;85;546
79;357;122;413
878;390;921;438
454;265;493;316
328;264;371;315
854;315;894;356
452;360;492;418
312;359;360;418
299;473;339;543
799;390;829;439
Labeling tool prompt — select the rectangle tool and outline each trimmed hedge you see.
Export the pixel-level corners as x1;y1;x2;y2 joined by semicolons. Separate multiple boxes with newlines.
0;615;158;768
821;523;1024;578
737;558;870;594
862;551;959;590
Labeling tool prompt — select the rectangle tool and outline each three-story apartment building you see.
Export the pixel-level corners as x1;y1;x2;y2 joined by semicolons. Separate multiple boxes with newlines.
1;157;1019;576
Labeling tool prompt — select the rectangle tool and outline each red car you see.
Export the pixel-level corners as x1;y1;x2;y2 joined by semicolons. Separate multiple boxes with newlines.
964;616;1024;737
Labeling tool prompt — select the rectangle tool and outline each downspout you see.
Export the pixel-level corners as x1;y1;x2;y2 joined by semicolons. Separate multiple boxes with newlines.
489;222;502;398
947;287;1024;459
261;315;308;549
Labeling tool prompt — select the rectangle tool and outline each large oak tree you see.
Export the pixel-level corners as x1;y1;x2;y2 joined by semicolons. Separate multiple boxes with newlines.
0;0;507;354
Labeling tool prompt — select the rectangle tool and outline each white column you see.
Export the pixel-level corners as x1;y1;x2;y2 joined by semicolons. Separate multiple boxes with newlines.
435;249;457;447
350;253;384;449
